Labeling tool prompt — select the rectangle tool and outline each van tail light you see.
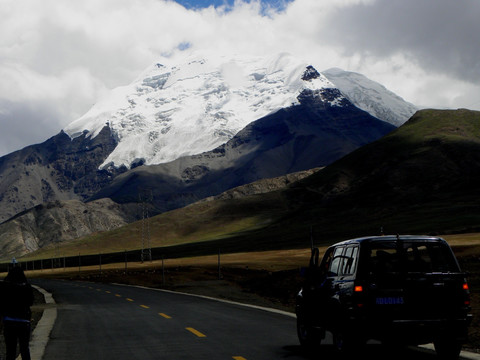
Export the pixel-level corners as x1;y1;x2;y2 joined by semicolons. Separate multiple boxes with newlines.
354;285;365;308
463;281;471;307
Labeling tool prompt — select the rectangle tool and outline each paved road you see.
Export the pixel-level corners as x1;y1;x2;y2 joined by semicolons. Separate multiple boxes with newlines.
32;279;473;360
33;279;306;360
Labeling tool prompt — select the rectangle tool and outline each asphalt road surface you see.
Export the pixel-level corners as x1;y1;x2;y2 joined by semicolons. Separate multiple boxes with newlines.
32;279;472;360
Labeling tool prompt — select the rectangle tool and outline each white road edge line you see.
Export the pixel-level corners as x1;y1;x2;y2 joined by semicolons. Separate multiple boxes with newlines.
112;282;296;318
30;285;57;360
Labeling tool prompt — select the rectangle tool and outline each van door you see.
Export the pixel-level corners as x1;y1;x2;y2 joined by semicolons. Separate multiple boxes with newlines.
365;240;467;322
337;245;359;303
326;246;346;311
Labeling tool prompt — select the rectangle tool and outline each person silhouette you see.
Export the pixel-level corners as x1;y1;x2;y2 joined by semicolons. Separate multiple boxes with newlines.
1;259;34;360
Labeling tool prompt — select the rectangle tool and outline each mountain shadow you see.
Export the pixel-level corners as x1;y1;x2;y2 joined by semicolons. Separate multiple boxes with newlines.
91;91;395;214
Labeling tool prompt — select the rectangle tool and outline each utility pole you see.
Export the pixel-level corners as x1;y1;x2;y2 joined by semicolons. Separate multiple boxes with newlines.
139;188;153;263
310;226;314;250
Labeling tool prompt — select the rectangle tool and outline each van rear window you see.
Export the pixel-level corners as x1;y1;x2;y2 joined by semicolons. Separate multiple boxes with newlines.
367;241;459;274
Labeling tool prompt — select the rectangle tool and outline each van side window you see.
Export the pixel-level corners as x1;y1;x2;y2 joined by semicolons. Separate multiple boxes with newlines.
340;246;359;275
328;246;344;276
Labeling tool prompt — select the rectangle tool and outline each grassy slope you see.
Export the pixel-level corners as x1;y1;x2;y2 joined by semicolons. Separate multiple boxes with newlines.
21;191;291;259
279;108;480;236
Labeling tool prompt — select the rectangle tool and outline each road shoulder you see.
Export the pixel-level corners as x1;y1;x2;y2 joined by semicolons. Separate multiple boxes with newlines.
30;285;57;360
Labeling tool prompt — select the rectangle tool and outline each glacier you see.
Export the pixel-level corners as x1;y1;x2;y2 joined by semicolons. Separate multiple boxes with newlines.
64;52;339;169
323;68;417;127
64;52;416;170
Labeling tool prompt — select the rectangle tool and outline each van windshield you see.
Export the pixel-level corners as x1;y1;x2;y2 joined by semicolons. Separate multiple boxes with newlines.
367;240;460;274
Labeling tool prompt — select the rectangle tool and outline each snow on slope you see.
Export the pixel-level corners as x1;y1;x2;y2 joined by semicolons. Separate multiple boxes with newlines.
323;68;417;127
64;52;337;169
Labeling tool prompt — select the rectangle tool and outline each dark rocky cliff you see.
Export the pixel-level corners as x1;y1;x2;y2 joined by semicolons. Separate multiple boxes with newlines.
0;126;122;223
0;198;136;258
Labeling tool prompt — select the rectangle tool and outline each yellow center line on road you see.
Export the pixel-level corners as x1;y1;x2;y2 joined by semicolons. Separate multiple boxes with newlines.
186;327;206;338
126;298;134;302
115;294;122;297
140;305;149;309
159;313;171;319
105;291;111;294
233;357;247;360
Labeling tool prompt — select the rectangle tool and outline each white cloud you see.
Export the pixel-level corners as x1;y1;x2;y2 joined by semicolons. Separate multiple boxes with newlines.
0;0;478;156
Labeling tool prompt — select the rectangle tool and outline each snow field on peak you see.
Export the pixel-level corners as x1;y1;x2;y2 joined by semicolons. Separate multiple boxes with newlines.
64;53;337;169
323;68;417;127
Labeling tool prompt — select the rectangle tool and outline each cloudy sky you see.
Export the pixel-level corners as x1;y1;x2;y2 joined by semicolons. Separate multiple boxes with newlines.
1;0;479;156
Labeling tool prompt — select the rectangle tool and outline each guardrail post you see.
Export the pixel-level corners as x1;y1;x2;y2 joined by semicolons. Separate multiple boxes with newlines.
218;249;221;280
162;255;165;286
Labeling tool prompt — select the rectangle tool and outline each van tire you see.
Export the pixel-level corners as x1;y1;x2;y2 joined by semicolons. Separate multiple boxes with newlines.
333;328;364;354
297;316;322;351
434;338;462;360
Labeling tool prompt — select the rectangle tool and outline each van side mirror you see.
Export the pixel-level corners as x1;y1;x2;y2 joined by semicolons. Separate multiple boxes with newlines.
309;247;320;267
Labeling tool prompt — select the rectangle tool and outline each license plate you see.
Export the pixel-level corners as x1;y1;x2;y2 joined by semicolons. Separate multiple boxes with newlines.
376;296;404;305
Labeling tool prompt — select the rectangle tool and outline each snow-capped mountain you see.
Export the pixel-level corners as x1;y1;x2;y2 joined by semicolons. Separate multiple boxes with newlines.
0;52;408;254
65;52;414;170
65;52;341;169
323;68;417;127
0;52;414;223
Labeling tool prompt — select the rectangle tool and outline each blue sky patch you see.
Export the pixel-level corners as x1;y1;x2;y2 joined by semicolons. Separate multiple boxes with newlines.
174;0;293;12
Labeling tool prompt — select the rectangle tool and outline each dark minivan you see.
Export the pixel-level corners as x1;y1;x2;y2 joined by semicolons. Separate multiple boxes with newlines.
296;235;472;359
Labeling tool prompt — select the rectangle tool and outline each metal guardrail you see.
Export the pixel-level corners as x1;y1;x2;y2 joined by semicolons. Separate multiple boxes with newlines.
0;234;273;274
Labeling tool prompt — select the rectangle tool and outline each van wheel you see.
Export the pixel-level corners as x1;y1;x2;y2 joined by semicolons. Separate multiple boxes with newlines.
333;331;349;352
434;338;462;360
297;316;322;351
333;330;363;354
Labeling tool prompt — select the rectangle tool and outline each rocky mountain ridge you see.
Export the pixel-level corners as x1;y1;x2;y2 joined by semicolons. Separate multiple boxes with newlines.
0;127;124;223
0;168;319;258
0;198;136;257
